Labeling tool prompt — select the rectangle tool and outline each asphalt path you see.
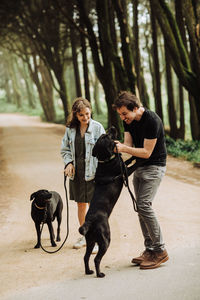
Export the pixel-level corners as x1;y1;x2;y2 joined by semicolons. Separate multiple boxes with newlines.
0;113;200;300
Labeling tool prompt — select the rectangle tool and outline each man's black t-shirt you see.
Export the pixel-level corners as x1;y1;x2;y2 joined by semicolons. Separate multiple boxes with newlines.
123;108;167;166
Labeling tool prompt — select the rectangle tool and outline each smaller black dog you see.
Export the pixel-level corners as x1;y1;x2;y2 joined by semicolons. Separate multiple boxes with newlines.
79;127;135;278
30;189;63;249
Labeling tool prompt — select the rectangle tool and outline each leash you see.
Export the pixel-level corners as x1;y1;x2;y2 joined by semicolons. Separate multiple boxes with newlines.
116;150;138;212
40;175;69;254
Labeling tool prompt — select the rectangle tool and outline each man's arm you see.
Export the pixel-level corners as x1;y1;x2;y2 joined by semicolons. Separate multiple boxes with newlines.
115;132;157;159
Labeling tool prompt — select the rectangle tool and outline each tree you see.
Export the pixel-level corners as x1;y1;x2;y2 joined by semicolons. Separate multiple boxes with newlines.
149;0;163;121
77;0;121;133
150;0;200;139
0;0;71;119
132;0;150;108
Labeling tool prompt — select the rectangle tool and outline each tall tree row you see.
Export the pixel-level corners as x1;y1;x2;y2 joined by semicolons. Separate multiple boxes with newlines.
0;0;199;139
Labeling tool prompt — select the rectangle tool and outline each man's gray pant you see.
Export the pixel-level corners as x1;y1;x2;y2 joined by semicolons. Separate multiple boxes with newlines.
133;165;166;252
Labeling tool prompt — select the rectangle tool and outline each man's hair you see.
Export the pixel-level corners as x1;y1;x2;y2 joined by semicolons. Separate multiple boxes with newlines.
112;91;141;111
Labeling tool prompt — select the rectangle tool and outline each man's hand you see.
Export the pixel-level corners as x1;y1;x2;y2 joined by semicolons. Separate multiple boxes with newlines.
114;140;124;153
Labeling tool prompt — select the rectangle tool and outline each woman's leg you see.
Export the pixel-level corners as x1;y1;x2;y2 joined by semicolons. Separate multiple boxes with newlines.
77;202;88;226
73;202;88;249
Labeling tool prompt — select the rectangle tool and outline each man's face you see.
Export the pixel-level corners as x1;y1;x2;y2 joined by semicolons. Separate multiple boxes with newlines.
116;106;137;124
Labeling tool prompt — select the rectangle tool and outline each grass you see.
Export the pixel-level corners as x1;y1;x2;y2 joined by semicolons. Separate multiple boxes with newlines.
166;136;200;164
0;98;43;116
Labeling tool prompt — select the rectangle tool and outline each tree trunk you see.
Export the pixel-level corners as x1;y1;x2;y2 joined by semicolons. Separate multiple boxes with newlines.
164;39;178;138
3;61;12;104
56;71;69;121
113;0;136;93
20;60;36;109
77;0;123;136
93;74;102;115
27;55;55;122
188;94;200;140
70;25;82;97
11;58;22;108
175;0;186;139
150;0;200;134
175;0;199;139
104;83;123;135
132;0;150;107
4;79;12;104
150;1;163;121
80;27;90;101
39;58;56;122
177;82;185;139
108;0;124;91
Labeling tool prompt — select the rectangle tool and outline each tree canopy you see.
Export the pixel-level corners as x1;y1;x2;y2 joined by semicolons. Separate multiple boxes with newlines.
0;0;200;139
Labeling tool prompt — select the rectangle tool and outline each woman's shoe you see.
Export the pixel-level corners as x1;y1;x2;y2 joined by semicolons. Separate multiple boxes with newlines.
73;236;86;249
92;244;99;254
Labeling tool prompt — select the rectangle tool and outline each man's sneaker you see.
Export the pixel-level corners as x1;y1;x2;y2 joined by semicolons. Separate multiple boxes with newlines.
92;244;99;254
73;236;86;249
131;250;152;265
140;249;169;269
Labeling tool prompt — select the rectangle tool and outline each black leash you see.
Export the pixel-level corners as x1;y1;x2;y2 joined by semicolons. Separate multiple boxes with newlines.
40;175;69;254
116;150;138;212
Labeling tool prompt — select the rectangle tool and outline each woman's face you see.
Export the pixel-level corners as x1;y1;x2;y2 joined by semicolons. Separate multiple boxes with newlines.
76;107;91;126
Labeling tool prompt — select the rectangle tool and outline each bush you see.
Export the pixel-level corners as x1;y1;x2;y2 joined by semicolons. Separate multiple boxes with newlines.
166;136;200;163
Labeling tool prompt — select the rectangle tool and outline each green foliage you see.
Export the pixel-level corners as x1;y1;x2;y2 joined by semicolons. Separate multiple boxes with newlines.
0;98;43;116
0;99;19;113
93;112;108;130
166;136;200;163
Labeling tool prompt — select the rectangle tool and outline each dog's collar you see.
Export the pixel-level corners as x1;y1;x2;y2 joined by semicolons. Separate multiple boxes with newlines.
35;203;46;210
98;154;116;163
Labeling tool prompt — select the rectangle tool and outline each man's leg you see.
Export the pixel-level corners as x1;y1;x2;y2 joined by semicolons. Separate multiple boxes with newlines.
133;174;153;250
132;165;168;268
134;165;165;251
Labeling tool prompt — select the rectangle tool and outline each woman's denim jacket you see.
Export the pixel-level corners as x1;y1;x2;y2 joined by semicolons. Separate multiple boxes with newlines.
61;119;105;181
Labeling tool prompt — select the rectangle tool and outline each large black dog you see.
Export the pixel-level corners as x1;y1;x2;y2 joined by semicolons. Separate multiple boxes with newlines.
30;189;63;249
79;127;136;278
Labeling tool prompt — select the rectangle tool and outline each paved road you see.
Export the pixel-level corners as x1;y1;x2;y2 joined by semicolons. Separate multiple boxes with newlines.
0;113;200;300
3;247;200;300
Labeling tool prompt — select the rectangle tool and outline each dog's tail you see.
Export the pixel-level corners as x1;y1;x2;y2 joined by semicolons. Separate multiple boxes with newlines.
79;222;90;236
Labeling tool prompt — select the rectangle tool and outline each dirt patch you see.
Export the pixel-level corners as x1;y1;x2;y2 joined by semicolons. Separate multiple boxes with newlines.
166;155;200;186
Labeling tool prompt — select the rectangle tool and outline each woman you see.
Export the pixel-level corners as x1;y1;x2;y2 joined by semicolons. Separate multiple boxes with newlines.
61;97;105;252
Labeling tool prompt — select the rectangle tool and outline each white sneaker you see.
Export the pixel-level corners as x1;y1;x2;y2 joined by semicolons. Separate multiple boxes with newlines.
73;236;86;249
92;244;99;254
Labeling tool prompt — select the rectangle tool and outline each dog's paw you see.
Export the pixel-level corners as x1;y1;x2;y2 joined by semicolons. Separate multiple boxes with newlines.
97;272;105;278
52;242;57;247
86;270;94;275
56;237;61;242
34;244;41;249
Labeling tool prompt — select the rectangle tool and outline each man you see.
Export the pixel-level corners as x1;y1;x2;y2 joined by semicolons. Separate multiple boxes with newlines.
113;91;169;269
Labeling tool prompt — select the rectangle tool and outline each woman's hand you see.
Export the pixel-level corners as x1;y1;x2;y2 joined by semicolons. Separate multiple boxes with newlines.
64;163;75;177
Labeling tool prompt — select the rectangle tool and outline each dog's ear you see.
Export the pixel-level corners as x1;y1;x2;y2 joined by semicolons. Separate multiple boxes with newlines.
92;143;97;157
107;126;118;139
92;135;114;160
92;134;105;157
30;192;37;201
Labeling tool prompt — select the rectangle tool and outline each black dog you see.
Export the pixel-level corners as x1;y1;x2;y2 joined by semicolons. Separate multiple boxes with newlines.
79;127;135;277
30;189;63;249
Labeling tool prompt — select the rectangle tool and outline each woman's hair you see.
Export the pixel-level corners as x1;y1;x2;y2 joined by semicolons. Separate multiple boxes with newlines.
112;91;141;111
67;97;92;128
